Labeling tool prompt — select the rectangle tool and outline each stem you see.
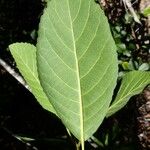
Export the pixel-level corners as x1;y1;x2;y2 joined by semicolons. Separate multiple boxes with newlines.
76;142;81;150
0;58;30;91
76;140;84;150
81;140;84;150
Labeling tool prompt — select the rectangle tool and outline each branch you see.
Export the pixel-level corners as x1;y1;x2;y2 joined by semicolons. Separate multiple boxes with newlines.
122;0;141;24
0;58;30;91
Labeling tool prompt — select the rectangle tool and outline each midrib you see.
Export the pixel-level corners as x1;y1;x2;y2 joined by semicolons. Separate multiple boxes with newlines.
66;0;84;146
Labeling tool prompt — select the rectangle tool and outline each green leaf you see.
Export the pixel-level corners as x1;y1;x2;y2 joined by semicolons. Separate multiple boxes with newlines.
107;71;150;117
37;0;118;142
9;43;56;115
143;6;150;17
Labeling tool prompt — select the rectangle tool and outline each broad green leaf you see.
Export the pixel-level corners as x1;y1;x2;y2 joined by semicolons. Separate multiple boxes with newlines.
9;43;56;115
107;71;150;117
37;0;118;141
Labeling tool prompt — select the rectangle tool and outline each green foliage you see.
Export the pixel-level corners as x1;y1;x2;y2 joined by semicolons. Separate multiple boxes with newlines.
107;71;150;117
9;0;150;149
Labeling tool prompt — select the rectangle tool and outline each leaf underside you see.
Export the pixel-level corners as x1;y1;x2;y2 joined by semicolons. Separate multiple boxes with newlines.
107;71;150;117
37;0;118;141
9;43;56;115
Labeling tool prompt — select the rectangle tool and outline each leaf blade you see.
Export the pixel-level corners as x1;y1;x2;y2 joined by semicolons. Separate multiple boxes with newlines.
107;71;150;117
37;0;118;141
9;43;56;115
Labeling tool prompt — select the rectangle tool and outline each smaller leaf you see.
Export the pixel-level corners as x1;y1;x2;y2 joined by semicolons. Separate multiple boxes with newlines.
107;71;150;117
9;43;56;115
138;63;149;71
122;62;130;70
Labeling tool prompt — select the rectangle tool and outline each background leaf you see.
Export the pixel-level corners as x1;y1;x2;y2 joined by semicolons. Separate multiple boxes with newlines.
143;6;150;17
138;63;150;71
107;71;150;117
37;0;118;141
9;43;56;115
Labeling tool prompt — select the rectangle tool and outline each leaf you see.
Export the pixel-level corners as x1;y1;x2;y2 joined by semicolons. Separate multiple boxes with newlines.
139;63;149;71
36;0;118;142
9;43;56;115
143;6;150;17
107;71;150;117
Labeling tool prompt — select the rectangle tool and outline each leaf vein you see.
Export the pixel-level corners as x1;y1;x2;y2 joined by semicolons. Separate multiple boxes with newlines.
39;53;78;91
80;35;111;79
